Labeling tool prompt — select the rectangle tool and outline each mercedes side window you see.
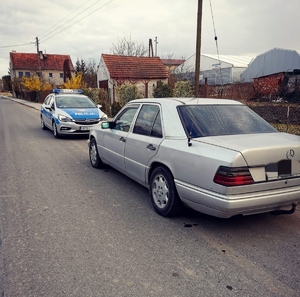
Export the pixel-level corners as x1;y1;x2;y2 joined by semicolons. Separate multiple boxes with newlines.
114;106;138;132
133;105;162;138
151;111;162;138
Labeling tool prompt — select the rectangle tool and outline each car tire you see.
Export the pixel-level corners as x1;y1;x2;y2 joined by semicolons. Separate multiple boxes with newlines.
89;138;104;169
52;121;60;138
149;166;182;217
41;116;47;130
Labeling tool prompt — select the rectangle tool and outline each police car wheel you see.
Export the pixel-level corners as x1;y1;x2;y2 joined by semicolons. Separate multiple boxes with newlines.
52;122;60;138
41;117;46;130
89;138;103;168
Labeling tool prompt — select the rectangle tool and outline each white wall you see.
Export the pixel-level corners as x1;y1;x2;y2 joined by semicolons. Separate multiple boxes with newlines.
97;56;168;102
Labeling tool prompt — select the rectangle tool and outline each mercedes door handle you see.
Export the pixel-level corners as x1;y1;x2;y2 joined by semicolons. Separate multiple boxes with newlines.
146;144;156;151
119;137;126;142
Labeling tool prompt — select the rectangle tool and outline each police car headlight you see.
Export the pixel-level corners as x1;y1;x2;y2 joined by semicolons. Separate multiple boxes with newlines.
58;114;73;122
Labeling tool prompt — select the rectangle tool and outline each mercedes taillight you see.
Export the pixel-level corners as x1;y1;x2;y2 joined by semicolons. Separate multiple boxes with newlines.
213;166;254;186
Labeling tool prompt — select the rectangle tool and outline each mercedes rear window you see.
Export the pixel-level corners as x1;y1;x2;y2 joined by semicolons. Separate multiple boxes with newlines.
178;105;278;137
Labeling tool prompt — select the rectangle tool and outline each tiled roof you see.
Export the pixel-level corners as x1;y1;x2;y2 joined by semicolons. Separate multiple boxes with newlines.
161;59;185;66
10;52;74;72
102;54;168;80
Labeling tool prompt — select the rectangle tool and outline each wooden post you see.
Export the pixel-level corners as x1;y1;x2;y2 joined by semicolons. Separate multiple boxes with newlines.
194;0;203;97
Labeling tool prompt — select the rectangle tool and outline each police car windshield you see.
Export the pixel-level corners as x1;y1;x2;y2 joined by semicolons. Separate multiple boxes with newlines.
56;95;96;108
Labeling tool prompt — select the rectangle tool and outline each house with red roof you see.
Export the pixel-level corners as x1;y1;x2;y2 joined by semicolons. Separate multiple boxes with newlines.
97;54;169;102
9;51;74;90
161;58;185;73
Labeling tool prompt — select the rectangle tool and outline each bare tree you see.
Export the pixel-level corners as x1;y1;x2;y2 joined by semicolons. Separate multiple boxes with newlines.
110;35;148;57
85;59;98;88
75;58;98;88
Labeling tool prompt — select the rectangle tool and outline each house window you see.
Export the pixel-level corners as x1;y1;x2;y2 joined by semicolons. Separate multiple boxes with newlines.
18;71;23;77
37;72;42;78
60;73;63;78
49;73;53;78
25;72;30;77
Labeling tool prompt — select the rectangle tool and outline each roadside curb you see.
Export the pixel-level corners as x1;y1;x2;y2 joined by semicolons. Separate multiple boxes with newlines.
1;96;41;111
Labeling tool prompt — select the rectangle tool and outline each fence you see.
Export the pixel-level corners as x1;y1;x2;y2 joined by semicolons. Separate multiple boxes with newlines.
198;82;300;134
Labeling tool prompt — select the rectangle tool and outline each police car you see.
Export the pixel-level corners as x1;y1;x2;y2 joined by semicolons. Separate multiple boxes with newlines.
40;89;107;138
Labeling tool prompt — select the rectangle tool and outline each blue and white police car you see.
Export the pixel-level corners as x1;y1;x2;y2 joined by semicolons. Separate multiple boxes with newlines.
40;89;107;138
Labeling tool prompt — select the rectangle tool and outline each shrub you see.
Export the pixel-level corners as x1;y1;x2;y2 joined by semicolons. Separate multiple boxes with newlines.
153;80;172;98
21;75;52;91
83;88;111;116
173;81;193;97
61;72;86;89
116;83;138;107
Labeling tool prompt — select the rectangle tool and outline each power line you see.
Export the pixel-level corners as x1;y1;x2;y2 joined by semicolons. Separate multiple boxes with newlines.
40;0;104;40
1;0;113;54
39;0;98;39
209;0;223;84
41;0;114;43
20;43;37;53
0;42;34;49
0;0;114;76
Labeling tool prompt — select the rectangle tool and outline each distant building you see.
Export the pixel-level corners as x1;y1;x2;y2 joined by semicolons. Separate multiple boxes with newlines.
241;48;300;82
161;58;185;73
9;51;74;95
177;54;253;85
97;54;168;102
240;48;300;100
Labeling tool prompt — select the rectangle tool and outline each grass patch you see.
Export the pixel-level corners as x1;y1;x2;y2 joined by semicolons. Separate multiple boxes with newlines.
271;123;300;135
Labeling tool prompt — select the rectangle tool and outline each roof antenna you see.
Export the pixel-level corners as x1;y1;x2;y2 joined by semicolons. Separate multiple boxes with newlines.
188;132;192;147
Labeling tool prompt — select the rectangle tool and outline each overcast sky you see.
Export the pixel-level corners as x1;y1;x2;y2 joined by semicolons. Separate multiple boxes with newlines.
0;0;299;77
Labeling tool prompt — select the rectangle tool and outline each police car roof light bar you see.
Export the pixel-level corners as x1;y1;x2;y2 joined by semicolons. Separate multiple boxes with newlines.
53;89;83;94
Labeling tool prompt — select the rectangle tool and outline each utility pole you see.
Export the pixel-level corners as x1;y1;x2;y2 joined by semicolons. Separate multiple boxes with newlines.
36;37;40;54
36;37;41;76
149;39;154;57
194;0;203;97
154;36;158;57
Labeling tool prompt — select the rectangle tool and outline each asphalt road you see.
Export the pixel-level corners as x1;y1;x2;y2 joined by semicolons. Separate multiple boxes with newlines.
0;96;299;297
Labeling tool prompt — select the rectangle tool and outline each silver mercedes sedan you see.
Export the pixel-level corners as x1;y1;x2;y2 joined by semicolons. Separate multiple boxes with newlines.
88;97;300;218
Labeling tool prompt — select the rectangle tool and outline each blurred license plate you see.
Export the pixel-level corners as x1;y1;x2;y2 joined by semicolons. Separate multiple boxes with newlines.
266;159;292;179
80;126;91;131
278;160;291;176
